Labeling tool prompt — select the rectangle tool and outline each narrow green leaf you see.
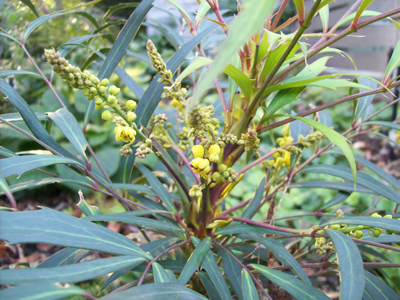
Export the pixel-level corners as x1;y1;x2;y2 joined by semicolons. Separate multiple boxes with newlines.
216;224;290;236
176;57;213;83
192;237;232;300
107;183;155;194
300;165;400;204
319;3;329;33
195;0;211;29
290;181;375;194
352;0;374;25
126;50;152;65
20;0;40;18
0;155;83;178
224;64;254;100
218;246;244;300
0;207;152;259
0;170;14;204
38;248;90;268
58;34;106;57
251;264;330;300
24;12;99;41
239;234;311;285
83;212;184;232
192;0;277;104
260;40;300;82
0;80;77;160
85;0;154;125
153;262;171;283
352;154;400;191
77;190;100;217
232;245;269;262
58;0;103;12
101;237;180;290
355;78;377;120
228;54;241;101
267;87;305;116
0;283;85;300
0;112;49;122
323;229;364;300
320;192;351;210
0;177;94;196
364;271;400;300
99;283;208;300
0;32;19;43
166;269;178;284
197;271;223;300
323;216;400;232
135;23;217;127
0;146;17;158
0;256;145;285
241;270;259;300
167;0;193;28
289;115;357;183
47;107;88;159
178;237;212;285
102;3;139;23
364;120;400;131
0;70;42;79
136;163;177;213
241;177;265;219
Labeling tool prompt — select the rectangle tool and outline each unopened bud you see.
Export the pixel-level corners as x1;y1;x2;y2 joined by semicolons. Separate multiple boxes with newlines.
101;110;112;120
127;111;137;122
126;100;137;111
109;85;120;96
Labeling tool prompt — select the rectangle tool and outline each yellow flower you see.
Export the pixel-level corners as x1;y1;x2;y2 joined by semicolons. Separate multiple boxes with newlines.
283;151;291;166
171;99;184;110
114;125;136;142
192;145;204;158
208;144;220;154
209;152;219;163
191;157;203;169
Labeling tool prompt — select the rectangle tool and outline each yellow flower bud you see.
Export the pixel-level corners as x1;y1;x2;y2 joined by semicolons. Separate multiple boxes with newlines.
212;172;221;182
283;151;291;166
109;85;120;96
192;145;204;158
354;230;363;239
101;110;112;120
198;159;210;170
127;111;137;122
95;104;104;110
191;157;203;169
100;78;109;87
209;152;219;163
171;99;183;110
209;144;221;155
107;95;117;104
126;100;137;111
219;164;227;172
275;157;285;167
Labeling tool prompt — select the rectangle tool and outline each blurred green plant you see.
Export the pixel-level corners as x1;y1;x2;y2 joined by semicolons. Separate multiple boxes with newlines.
1;0;400;299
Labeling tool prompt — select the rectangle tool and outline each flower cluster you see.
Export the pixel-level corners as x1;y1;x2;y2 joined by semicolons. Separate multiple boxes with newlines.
186;105;219;138
315;237;334;256
45;48;142;157
147;40;187;113
217;133;238;148
136;139;153;159
298;131;325;148
44;48;108;101
190;145;220;179
238;129;260;152
210;164;239;187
